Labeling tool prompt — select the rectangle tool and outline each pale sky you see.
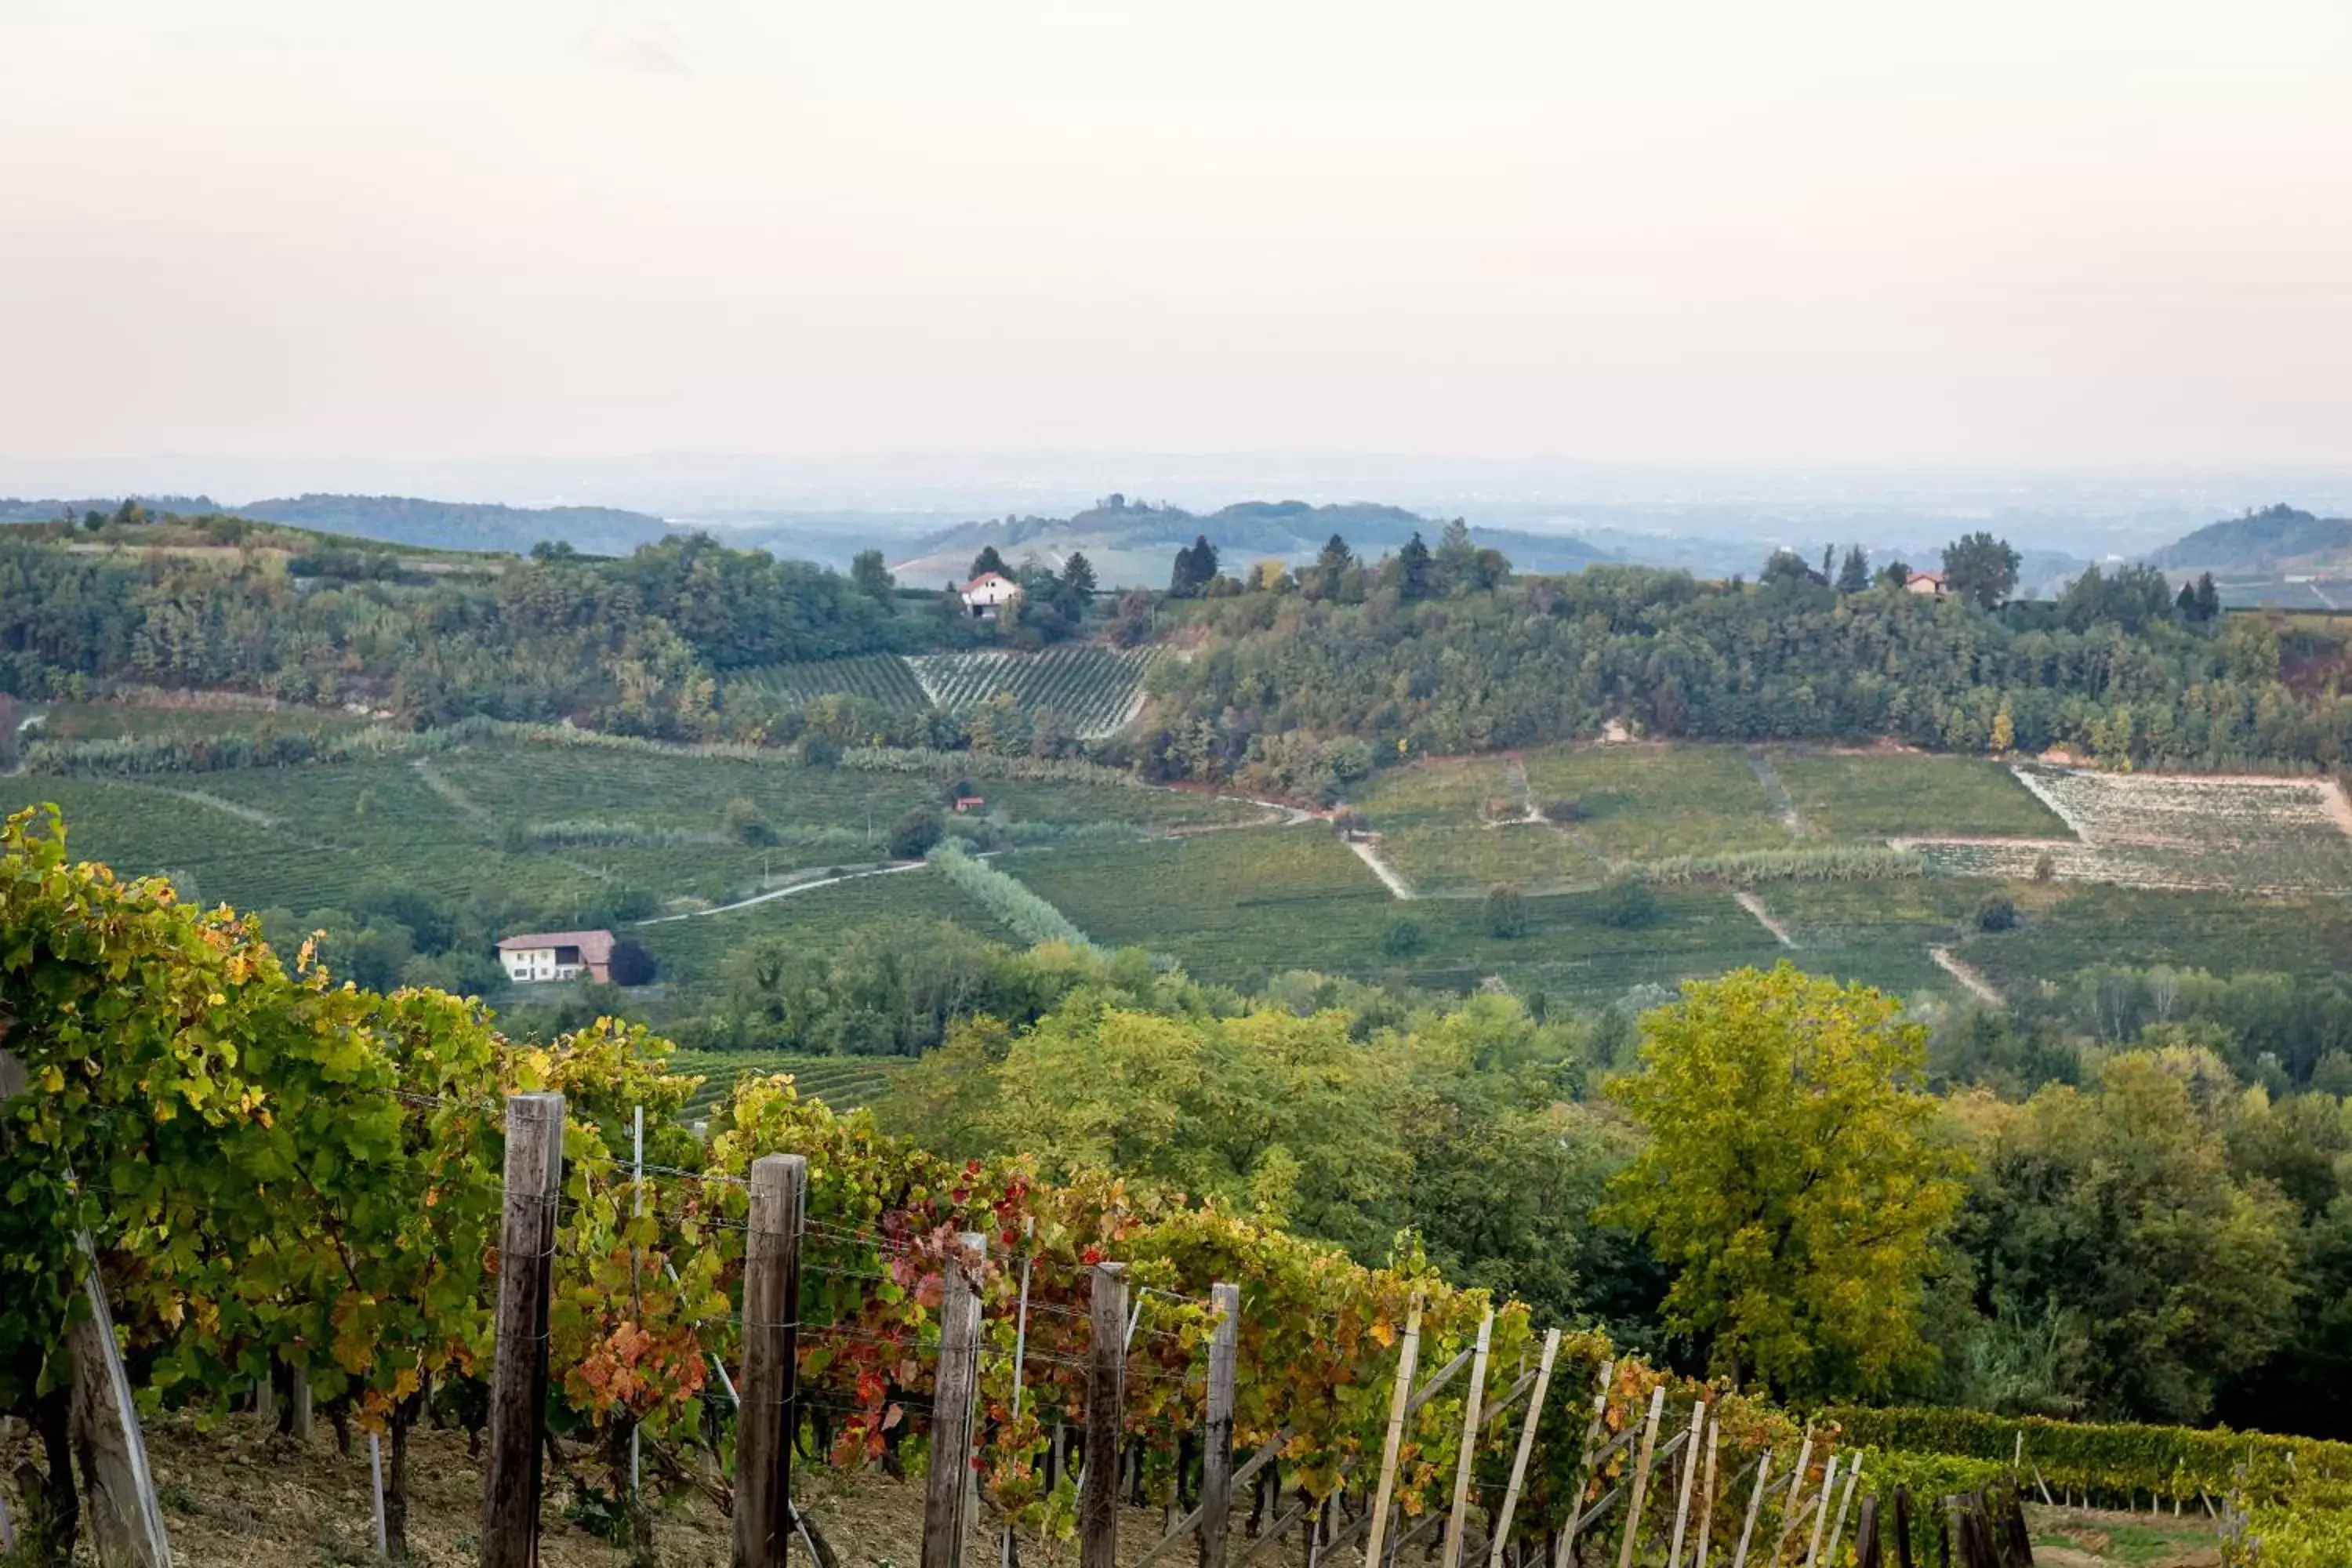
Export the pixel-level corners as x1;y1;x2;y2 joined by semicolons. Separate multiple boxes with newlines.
4;0;2350;469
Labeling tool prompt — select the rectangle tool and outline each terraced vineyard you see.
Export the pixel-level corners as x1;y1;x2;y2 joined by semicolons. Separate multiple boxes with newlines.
729;653;931;713
907;646;1166;737
726;647;1167;737
671;1051;907;1120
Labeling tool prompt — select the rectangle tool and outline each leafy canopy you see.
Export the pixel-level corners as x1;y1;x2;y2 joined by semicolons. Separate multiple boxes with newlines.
1606;964;1965;1401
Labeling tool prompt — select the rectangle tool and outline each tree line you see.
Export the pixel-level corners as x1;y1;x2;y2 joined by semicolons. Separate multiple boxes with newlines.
1137;541;2343;792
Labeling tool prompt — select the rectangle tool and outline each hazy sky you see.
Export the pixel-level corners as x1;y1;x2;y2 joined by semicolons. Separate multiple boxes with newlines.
5;0;2350;469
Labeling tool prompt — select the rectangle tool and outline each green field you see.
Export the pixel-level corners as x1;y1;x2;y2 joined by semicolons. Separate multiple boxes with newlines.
1004;826;1794;1004
1959;884;2352;992
1772;752;2070;840
634;865;1016;987
1755;878;2004;996
1376;822;1606;896
1519;744;1795;861
1352;754;1521;829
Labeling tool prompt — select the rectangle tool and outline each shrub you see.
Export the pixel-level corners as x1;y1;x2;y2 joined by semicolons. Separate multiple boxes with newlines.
1542;797;1586;824
607;938;659;987
2034;851;2057;882
1481;884;1529;939
797;735;842;768
1592;876;1657;929
1974;892;2020;932
1381;915;1426;958
887;807;945;860
721;795;775;847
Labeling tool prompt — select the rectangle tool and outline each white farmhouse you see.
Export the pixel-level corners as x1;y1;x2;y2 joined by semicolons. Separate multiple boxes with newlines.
495;929;615;984
960;571;1022;619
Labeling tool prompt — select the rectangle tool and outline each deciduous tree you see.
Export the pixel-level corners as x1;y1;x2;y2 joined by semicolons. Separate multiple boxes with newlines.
1607;965;1965;1400
1942;532;2021;609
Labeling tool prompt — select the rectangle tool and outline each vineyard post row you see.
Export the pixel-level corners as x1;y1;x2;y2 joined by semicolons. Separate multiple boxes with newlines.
468;1088;1976;1568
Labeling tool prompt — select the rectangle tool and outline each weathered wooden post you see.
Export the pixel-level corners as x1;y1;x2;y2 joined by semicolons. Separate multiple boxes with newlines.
739;1153;808;1568
1667;1401;1708;1568
1853;1497;1882;1568
0;1049;172;1568
1081;1262;1130;1568
1893;1485;1916;1568
1550;1358;1616;1568
1487;1327;1560;1568
1440;1308;1495;1568
1803;1456;1839;1568
922;1230;989;1568
1201;1282;1243;1568
1824;1456;1863;1568
1615;1385;1668;1568
1729;1453;1771;1568
1692;1415;1722;1568
1363;1290;1425;1568
484;1091;564;1568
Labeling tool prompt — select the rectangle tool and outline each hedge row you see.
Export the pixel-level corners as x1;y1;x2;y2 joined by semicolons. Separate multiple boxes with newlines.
1828;1406;2352;1511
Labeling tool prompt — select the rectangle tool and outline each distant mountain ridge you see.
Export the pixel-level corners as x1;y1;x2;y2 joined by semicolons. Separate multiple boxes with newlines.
230;494;674;556
893;495;1612;587
0;492;677;556
2151;504;2352;574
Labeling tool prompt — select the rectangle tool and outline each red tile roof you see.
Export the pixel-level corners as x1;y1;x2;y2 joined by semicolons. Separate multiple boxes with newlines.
495;930;616;962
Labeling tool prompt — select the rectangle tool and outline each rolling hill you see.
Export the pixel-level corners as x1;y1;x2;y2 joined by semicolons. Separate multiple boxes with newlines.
888;495;1613;587
2151;503;2352;575
230;493;677;556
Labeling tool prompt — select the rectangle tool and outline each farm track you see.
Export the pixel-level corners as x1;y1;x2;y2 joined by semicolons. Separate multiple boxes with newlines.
637;860;926;924
1746;750;1810;838
409;757;490;823
1345;836;1415;899
1732;890;1798;949
127;781;282;829
1930;945;2005;1007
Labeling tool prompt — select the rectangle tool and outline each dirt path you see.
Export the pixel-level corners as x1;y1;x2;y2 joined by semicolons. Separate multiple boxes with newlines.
1931;945;2005;1007
637;860;926;924
409;757;491;823
1345;836;1415;899
1746;749;1809;838
1732;889;1798;948
114;780;283;829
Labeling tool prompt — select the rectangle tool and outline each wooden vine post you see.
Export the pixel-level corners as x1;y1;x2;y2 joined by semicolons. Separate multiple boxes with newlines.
1486;1327;1560;1568
1200;1282;1243;1568
0;1049;173;1568
484;1091;565;1568
1666;1401;1709;1568
1615;1385;1668;1568
737;1153;808;1568
1551;1358;1615;1568
1439;1308;1495;1568
1362;1290;1425;1568
1080;1261;1130;1568
921;1231;989;1568
1692;1414;1722;1568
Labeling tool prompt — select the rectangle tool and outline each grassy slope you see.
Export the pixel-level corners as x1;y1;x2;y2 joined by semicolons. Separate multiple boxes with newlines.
1773;751;2071;839
1519;743;1795;859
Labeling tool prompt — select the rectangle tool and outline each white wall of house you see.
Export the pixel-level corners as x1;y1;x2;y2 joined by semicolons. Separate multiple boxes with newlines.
499;946;585;983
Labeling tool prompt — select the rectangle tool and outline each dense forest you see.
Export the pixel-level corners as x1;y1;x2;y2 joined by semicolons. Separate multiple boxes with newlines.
0;527;955;736
1136;528;2347;795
